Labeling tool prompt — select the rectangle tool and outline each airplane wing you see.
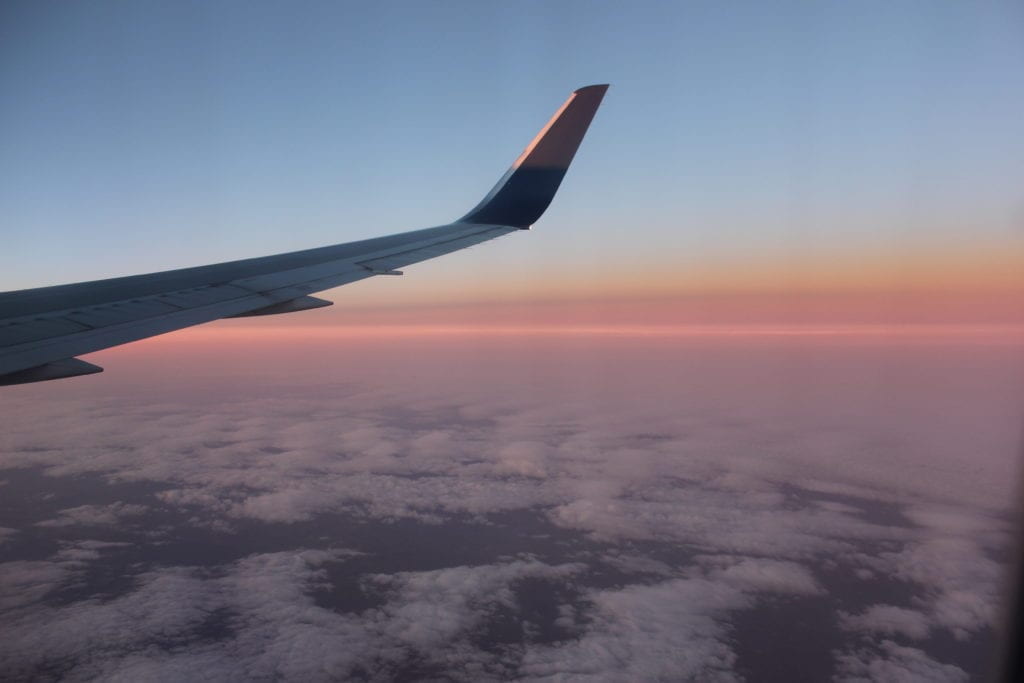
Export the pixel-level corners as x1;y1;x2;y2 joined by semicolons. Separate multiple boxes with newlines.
0;84;608;386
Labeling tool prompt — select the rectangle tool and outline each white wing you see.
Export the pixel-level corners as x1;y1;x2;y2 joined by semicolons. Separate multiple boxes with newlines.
0;85;608;385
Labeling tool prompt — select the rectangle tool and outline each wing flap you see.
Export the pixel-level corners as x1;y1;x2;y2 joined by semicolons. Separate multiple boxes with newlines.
227;295;334;318
0;358;103;386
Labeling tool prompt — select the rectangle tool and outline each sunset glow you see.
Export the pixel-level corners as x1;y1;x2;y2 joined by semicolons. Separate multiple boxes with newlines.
3;2;1024;680
119;323;1024;344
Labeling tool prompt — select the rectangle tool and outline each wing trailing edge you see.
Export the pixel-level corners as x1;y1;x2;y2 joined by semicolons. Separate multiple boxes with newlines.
0;357;103;386
226;295;334;318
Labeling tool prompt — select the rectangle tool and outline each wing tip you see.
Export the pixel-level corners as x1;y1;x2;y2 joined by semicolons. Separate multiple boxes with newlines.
457;83;609;228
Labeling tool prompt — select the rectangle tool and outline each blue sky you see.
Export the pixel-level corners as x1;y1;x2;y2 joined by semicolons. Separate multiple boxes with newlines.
3;1;1023;299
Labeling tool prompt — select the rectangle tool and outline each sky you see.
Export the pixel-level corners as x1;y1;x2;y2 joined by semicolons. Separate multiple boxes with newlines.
3;2;1024;681
2;0;1023;326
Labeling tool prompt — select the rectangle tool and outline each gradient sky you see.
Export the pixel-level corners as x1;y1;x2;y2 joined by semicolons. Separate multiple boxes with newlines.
3;1;1023;325
3;6;1024;678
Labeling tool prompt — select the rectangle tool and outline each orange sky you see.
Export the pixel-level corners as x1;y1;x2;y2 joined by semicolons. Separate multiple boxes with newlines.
252;238;1024;330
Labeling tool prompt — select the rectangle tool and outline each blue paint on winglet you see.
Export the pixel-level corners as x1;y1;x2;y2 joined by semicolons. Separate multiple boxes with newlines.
459;85;608;228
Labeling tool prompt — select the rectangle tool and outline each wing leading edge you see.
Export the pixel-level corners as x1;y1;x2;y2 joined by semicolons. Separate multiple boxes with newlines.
0;84;608;385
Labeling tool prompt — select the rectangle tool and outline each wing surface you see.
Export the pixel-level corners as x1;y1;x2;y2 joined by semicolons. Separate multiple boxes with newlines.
0;84;608;385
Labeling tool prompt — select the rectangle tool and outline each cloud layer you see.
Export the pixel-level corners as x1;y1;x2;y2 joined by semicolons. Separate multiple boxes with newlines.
1;337;1019;680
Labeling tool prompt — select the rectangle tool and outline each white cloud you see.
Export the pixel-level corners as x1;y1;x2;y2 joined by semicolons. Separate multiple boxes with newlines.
600;553;676;578
835;640;969;683
365;560;583;652
520;578;748;682
0;560;75;612
36;503;148;528
0;549;584;682
868;537;1002;640
700;556;823;596
494;441;550;479
0;563;220;681
840;604;931;641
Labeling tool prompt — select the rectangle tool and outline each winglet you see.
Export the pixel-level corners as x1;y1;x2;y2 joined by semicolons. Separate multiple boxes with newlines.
458;84;608;229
